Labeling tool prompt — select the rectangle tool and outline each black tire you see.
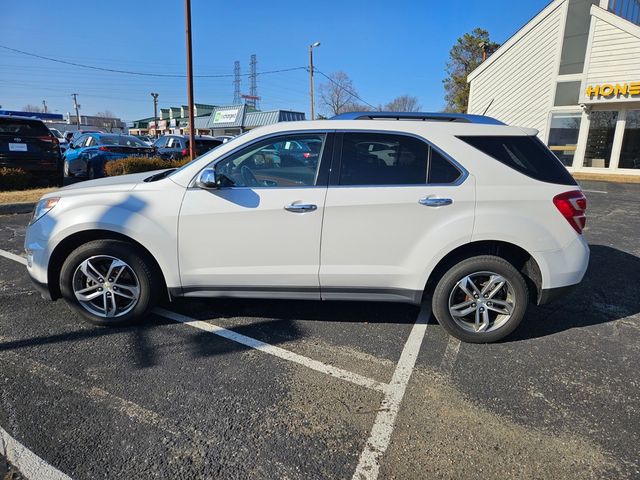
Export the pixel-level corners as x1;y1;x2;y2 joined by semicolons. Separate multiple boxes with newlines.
87;164;96;180
432;255;529;343
59;239;161;326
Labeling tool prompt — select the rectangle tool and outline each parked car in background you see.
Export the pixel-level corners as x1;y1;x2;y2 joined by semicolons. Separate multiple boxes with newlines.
153;134;223;160
49;128;69;154
0;115;63;186
134;135;153;146
25;112;589;343
211;135;235;144
63;133;156;179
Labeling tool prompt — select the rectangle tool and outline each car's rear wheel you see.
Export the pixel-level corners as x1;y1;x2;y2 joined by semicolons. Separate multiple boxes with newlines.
59;240;160;326
432;255;528;343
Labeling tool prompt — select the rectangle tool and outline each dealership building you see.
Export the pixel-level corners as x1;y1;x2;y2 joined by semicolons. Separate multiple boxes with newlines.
467;0;640;175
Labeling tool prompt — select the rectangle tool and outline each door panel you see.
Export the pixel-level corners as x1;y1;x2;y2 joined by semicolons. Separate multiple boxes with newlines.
319;132;475;300
177;132;332;298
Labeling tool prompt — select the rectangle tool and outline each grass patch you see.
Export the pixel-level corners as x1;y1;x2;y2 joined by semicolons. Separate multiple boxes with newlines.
0;187;56;205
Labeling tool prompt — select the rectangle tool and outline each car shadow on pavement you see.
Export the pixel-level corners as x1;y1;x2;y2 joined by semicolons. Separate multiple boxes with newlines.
509;244;640;341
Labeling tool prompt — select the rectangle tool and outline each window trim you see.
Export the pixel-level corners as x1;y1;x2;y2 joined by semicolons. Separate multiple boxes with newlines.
329;129;467;188
188;130;335;189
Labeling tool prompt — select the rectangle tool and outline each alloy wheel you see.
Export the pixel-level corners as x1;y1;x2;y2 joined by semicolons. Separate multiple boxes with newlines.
72;255;140;318
448;271;515;333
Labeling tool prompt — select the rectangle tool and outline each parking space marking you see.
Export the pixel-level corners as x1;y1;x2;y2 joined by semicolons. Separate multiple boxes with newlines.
155;308;389;393
439;336;461;375
352;303;429;480
1;425;72;480
583;189;608;194
0;248;27;266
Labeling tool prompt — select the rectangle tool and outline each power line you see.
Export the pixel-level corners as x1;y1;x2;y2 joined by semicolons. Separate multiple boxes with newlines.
0;44;306;78
313;68;376;110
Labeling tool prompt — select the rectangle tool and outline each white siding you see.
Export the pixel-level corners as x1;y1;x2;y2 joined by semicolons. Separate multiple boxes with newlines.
467;4;565;136
584;16;640;102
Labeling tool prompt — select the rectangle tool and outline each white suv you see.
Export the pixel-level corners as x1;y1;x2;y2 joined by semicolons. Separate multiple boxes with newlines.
24;112;589;343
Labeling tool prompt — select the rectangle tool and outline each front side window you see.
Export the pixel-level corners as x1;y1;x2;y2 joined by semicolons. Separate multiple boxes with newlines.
338;132;461;186
215;133;325;187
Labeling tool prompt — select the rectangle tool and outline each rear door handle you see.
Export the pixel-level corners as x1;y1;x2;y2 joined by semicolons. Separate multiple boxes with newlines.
419;197;453;207
284;203;317;213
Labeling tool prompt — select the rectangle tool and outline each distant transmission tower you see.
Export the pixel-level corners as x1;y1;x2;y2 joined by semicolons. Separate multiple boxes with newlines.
249;54;258;109
233;61;241;105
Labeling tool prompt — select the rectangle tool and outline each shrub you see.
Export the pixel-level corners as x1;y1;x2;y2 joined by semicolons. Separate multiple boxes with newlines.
0;167;33;191
104;156;192;177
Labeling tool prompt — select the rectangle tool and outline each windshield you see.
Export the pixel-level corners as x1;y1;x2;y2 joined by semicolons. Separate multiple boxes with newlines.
99;135;148;147
0;119;50;137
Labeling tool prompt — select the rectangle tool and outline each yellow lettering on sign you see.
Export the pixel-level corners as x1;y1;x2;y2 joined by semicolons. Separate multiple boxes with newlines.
585;85;599;97
586;82;640;98
600;84;615;96
614;83;629;95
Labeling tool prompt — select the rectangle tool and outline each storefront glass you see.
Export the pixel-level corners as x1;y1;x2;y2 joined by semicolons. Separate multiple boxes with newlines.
583;111;618;168
619;110;640;170
548;112;581;166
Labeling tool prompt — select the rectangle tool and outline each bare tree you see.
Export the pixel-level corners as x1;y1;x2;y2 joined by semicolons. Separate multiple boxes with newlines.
384;95;422;112
22;104;44;113
318;71;362;116
95;110;116;118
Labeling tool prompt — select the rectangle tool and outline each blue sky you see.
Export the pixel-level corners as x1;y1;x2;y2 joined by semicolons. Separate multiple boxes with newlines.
0;0;549;123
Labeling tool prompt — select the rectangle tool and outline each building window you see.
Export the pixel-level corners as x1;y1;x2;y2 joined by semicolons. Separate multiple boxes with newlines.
554;81;581;106
559;0;599;75
619;110;640;169
583;111;618;168
548;112;582;166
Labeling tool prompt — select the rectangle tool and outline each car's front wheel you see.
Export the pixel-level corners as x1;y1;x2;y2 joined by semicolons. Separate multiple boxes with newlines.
432;255;529;343
59;240;160;326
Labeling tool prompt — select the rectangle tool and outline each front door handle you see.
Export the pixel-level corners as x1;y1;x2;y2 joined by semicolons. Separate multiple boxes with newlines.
284;203;317;213
419;197;453;207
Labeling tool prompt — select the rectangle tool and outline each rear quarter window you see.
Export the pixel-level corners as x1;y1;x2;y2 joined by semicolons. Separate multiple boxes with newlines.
0;119;50;137
458;135;577;185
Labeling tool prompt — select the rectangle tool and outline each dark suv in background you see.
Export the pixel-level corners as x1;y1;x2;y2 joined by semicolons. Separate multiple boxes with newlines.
0;115;63;186
153;134;223;160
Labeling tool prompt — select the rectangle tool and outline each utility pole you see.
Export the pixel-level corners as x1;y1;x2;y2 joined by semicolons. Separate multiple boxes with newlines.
71;93;80;127
184;0;196;161
309;42;320;120
233;61;241;105
249;54;258;109
42;100;47;113
150;92;159;138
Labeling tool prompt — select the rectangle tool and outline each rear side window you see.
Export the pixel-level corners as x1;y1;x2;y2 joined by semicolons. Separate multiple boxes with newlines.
458;135;577;185
193;139;222;150
338;132;462;186
0;119;50;137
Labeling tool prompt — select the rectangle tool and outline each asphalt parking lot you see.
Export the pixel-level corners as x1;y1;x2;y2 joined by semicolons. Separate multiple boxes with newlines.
0;180;639;479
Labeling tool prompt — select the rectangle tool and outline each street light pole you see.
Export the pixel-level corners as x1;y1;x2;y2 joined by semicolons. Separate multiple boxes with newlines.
309;41;320;120
71;93;81;127
151;92;159;138
184;0;196;161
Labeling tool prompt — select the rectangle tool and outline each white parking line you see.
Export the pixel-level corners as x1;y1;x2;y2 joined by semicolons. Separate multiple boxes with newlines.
352;303;429;480
0;248;27;266
583;189;607;194
440;336;461;375
1;425;71;480
154;308;389;393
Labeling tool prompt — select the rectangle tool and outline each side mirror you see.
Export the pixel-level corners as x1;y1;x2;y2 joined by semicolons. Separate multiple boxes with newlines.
69;143;76;149
196;168;218;189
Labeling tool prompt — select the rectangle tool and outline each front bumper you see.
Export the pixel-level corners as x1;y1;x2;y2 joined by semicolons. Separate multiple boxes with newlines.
27;270;53;301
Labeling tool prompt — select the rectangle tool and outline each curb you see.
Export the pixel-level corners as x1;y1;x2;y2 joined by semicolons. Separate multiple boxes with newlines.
0;202;35;215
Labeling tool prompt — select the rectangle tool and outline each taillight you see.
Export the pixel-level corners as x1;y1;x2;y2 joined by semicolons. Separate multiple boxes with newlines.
553;190;587;234
181;148;188;156
98;146;112;152
303;152;311;158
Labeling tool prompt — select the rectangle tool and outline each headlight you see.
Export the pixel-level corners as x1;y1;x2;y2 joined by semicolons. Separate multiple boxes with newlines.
31;197;60;224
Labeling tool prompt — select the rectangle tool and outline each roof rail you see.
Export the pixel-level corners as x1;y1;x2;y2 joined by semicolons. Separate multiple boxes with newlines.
330;111;504;125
